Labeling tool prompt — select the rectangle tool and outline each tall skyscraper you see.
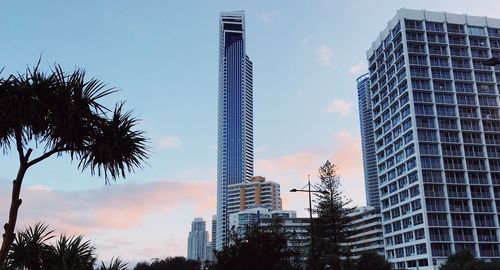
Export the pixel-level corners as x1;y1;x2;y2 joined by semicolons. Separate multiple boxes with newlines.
216;10;254;250
358;73;380;207
366;8;500;269
187;217;209;261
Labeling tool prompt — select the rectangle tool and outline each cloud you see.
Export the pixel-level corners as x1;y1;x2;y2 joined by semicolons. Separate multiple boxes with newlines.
349;60;367;75
323;99;354;116
157;136;181;149
255;130;365;211
255;145;267;154
259;12;273;23
316;44;334;67
0;179;216;235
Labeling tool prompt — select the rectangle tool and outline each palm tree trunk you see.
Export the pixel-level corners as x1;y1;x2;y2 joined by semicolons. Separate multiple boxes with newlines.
0;161;29;265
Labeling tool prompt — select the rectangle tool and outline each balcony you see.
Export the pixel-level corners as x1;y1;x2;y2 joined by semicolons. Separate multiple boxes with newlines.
427;205;447;212
473;206;494;213
430;234;451;241
428;219;448;227
425;191;445;198
480;250;500;257
448;191;467;198
454;234;474;241
450;206;470;212
477;235;498;242
432;250;451;257
452;220;472;227
471;192;491;199
476;220;495;227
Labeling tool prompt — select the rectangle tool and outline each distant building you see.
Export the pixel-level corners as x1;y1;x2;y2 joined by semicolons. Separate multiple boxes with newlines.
187;217;209;261
210;215;217;261
205;242;213;262
358;73;380;208
260;212;310;269
227;176;282;217
341;207;384;261
229;207;310;268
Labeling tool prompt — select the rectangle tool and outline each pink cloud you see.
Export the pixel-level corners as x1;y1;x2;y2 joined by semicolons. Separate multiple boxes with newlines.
316;44;334;67
0;180;216;235
323;99;354;116
157;136;182;149
255;131;366;209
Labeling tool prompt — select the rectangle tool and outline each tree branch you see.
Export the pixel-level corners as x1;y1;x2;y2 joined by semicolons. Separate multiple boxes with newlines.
27;146;78;168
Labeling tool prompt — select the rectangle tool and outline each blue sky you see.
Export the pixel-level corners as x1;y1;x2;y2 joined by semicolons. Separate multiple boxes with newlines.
1;0;500;264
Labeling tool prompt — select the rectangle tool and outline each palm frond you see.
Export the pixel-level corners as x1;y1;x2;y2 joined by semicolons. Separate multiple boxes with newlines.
99;257;129;270
78;102;149;182
6;222;54;270
48;234;96;270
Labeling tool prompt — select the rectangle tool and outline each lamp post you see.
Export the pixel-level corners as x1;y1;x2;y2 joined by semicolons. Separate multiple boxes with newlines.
483;57;500;66
290;175;329;270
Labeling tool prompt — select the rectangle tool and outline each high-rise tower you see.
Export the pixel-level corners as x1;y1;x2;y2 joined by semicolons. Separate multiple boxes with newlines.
216;11;254;250
358;73;380;207
366;8;500;269
187;217;209;261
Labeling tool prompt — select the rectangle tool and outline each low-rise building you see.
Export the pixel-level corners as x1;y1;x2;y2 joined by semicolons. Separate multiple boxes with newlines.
227;176;282;217
341;206;384;261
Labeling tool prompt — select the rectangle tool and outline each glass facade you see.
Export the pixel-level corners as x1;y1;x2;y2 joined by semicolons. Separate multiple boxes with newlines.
367;9;500;269
358;73;380;207
216;11;254;251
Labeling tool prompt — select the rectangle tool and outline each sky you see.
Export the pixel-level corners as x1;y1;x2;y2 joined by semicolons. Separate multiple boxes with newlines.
1;0;500;265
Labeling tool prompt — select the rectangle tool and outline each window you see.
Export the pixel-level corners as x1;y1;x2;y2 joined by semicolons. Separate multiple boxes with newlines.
407;31;425;42
408;171;418;184
435;93;454;104
469;37;487;47
468;26;486;36
455;82;474;93
438;118;458;130
411;199;422;211
427;33;446;43
412;79;431;90
430;57;448;67
418;130;438;142
457;94;476;105
453;70;472;80
415;104;434;115
405;19;423;30
428;45;447;55
447;23;465;33
404;132;414;144
413;213;423;225
409;54;427;65
416;116;435;128
420;143;440;155
434;80;452;91
426;21;444;32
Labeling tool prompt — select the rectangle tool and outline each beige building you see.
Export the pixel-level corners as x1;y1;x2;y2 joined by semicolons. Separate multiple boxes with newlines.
227;176;282;216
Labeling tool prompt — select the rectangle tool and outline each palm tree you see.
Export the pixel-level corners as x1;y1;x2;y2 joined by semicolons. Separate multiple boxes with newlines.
46;235;96;270
98;257;128;270
0;63;149;264
5;223;54;270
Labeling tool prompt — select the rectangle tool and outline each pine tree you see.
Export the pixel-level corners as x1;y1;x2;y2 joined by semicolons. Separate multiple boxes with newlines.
313;160;354;269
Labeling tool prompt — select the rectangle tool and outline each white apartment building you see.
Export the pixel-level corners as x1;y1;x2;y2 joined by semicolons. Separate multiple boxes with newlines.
367;8;500;269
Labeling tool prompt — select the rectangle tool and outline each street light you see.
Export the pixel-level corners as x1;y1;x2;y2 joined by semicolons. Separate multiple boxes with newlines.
483;57;500;66
290;175;329;270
